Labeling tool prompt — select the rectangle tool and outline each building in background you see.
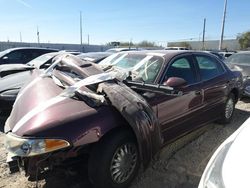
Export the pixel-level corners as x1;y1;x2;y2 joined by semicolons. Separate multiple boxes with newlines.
167;39;240;51
0;41;110;52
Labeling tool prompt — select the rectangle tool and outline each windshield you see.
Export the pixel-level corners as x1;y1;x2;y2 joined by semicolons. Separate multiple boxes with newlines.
226;53;250;65
27;53;55;68
99;52;164;83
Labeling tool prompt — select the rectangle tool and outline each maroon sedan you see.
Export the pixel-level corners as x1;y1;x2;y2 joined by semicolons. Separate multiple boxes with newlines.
4;51;242;188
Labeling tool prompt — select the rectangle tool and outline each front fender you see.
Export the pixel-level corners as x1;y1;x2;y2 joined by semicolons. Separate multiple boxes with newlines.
99;81;163;167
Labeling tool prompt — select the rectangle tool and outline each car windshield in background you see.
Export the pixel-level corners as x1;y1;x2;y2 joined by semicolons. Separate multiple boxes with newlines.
226;53;250;65
27;53;54;68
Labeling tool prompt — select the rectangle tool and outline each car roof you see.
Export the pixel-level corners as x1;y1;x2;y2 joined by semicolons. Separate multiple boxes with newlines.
3;47;59;52
114;49;206;58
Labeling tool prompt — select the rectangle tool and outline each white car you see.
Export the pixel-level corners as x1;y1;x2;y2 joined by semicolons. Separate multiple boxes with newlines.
198;117;250;188
164;47;189;50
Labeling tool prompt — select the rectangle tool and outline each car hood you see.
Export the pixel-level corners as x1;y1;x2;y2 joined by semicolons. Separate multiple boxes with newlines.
5;72;101;138
0;70;35;93
222;117;250;188
227;63;250;77
0;64;34;77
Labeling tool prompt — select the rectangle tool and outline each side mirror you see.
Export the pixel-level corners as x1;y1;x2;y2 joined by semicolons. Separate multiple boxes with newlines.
2;56;8;62
163;77;187;87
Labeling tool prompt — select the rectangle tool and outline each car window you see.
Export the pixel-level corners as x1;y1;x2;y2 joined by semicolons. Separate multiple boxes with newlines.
132;56;164;84
5;51;26;63
195;55;224;81
164;57;196;85
30;49;44;59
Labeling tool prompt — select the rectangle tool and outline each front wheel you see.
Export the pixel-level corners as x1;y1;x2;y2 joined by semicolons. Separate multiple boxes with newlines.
88;130;140;188
218;93;235;124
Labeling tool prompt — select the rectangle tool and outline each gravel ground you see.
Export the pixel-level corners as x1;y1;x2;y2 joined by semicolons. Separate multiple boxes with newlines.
0;99;249;188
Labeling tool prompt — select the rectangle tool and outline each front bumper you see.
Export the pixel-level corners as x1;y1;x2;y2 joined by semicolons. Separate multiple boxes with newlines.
6;152;58;180
6;153;22;174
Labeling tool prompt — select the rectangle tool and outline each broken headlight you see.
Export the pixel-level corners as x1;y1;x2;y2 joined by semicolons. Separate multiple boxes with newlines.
5;133;70;157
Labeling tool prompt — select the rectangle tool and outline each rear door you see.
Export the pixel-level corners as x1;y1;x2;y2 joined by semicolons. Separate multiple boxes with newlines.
148;54;204;143
193;53;229;122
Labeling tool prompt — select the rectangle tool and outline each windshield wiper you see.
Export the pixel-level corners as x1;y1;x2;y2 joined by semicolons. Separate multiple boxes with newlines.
124;80;183;96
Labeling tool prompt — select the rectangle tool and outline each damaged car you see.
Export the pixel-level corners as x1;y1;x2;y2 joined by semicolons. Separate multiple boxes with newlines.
0;52;112;116
226;51;250;97
4;50;242;188
0;47;58;65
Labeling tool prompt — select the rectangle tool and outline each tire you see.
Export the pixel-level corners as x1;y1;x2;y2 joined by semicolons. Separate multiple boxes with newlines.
218;93;235;124
88;130;140;188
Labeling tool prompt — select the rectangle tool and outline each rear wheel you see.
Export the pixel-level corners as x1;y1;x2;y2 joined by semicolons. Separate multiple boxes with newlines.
218;93;235;124
88;130;140;188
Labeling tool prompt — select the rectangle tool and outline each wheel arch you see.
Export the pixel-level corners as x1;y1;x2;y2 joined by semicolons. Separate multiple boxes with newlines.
230;88;239;102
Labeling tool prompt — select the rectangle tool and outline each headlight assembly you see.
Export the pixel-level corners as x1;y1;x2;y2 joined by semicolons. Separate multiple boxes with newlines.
5;133;70;157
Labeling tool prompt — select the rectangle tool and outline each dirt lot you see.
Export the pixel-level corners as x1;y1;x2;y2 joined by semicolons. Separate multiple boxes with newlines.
0;99;249;188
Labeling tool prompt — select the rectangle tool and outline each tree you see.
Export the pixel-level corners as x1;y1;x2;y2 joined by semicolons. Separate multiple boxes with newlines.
137;40;156;47
237;31;250;50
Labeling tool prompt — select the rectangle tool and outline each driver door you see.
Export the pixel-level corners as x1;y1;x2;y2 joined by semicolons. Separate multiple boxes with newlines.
148;55;204;144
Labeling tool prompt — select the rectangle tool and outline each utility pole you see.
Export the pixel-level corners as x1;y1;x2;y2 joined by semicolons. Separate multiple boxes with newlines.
219;0;227;50
37;26;40;44
80;11;83;46
19;32;22;42
202;18;206;50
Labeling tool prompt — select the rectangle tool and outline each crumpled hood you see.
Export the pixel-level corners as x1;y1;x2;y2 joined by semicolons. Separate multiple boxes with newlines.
222;117;250;188
0;64;34;77
6;72;99;138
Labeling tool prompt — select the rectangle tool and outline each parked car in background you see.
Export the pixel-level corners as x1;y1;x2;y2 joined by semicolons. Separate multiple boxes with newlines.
219;51;236;59
0;52;60;116
226;51;250;97
205;51;225;61
60;50;81;55
0;51;112;115
4;50;242;188
78;51;113;63
0;52;58;78
106;47;143;53
198;117;250;188
164;46;189;50
0;47;58;65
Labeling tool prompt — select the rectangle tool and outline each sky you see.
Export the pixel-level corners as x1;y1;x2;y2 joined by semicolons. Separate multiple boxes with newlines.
0;0;250;46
